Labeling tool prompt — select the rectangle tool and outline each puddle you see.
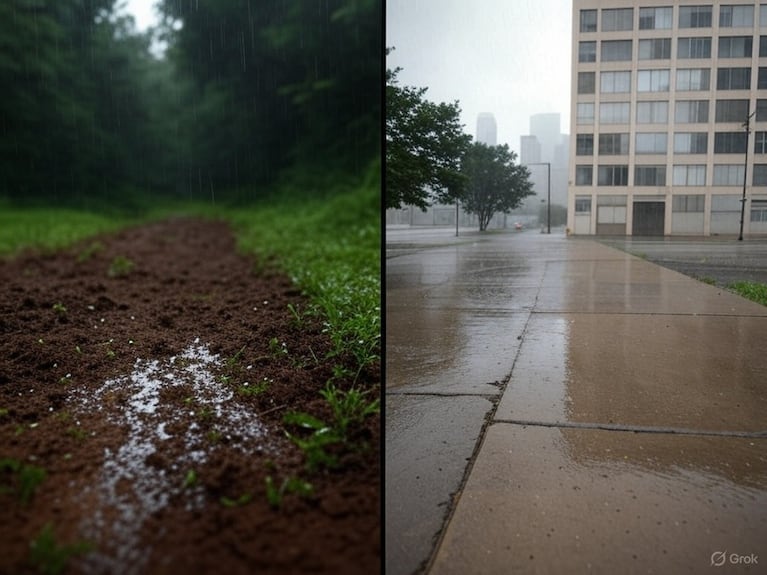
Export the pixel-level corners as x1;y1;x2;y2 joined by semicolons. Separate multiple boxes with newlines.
69;338;276;574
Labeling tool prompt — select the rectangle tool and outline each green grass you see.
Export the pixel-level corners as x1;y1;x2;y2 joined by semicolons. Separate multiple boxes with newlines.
29;523;92;575
729;281;767;306
0;208;133;256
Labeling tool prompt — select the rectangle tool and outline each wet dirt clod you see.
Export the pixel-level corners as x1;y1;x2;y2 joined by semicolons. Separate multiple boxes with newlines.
0;217;380;574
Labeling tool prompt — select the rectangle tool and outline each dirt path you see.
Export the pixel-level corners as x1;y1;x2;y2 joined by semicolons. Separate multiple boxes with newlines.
0;218;380;574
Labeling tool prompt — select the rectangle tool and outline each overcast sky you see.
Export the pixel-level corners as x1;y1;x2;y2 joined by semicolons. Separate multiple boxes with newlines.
387;0;573;155
122;0;159;31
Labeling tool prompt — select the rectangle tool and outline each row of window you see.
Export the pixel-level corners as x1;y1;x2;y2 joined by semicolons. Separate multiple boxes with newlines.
578;67;767;94
574;196;767;222
579;36;767;63
576;131;767;155
574;164;767;186
580;5;764;33
577;99;762;125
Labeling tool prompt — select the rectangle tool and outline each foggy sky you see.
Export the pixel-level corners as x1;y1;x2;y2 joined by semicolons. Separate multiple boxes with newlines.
387;0;572;156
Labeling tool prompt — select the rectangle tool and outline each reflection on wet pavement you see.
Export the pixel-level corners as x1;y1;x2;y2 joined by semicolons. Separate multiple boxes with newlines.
387;227;767;574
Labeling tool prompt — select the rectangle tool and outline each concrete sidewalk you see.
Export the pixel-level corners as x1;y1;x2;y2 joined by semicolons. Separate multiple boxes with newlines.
386;228;767;575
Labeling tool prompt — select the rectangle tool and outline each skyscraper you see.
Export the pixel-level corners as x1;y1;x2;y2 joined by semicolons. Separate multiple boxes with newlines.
476;113;498;145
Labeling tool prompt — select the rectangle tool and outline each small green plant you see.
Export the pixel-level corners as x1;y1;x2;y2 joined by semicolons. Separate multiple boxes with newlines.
66;427;87;441
0;407;8;419
699;276;717;285
237;377;272;396
107;255;134;278
76;240;103;263
0;458;46;504
182;469;198;489
268;337;289;358
729;281;767;306
319;381;380;438
265;475;313;509
51;303;67;314
206;430;222;443
29;523;92;575
226;345;247;368
220;493;252;508
283;412;341;471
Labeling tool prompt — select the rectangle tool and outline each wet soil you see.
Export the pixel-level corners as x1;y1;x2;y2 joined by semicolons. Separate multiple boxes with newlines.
0;218;380;575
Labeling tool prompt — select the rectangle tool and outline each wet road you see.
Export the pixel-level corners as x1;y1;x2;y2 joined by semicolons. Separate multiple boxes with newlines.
386;227;767;575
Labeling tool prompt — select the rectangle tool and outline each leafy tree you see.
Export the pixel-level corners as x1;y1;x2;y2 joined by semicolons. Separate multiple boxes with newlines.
460;142;535;231
385;60;471;210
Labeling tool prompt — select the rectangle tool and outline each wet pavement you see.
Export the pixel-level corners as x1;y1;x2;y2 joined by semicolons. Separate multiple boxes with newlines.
385;227;767;575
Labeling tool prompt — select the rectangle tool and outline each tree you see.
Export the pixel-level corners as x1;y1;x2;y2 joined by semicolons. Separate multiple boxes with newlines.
385;60;471;210
460;142;535;231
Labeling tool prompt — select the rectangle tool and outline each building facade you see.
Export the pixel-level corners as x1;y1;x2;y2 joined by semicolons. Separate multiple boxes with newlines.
568;0;767;236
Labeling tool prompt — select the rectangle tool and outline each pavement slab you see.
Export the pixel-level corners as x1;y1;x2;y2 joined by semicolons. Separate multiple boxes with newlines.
430;424;767;575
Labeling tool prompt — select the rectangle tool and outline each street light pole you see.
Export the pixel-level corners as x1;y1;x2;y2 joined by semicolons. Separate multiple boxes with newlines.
738;109;755;241
527;162;551;234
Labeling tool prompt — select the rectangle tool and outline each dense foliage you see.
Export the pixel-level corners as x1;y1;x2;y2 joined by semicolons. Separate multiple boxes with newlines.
0;0;380;206
385;61;470;211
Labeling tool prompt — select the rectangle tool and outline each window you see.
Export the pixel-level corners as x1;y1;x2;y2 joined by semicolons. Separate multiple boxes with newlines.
679;6;712;28
576;166;593;185
673;165;706;185
676;68;710;91
638;38;671;60
636;133;668;154
758;100;767;122
754;167;767;186
755;132;767;153
578;72;596;94
638;69;670;92
714;132;748;153
598;165;629;186
575;196;592;212
599;133;630;155
674;132;708;154
713;164;745;185
718;36;753;58
639;6;673;29
637;101;669;124
751;199;767;219
580;9;597;32
678;37;712;58
717;67;751;90
576;134;594;155
715;99;749;122
672;195;705;212
600;71;631;93
602;8;633;31
762;4;767;26
720;5;754;27
600;102;630;124
577;103;595;125
675;100;709;123
759;68;767;89
761;36;767;57
601;40;633;62
635;165;666;186
579;41;597;62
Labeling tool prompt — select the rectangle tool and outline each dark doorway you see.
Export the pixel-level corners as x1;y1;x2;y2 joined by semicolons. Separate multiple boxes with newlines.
632;202;665;236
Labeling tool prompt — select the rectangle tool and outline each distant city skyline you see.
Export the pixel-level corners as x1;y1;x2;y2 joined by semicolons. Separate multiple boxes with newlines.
476;113;498;146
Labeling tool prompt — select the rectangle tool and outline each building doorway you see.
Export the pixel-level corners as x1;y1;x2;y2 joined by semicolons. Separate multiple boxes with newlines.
632;201;665;236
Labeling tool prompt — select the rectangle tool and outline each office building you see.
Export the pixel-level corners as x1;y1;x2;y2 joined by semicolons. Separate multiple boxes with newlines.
568;0;767;235
476;113;498;145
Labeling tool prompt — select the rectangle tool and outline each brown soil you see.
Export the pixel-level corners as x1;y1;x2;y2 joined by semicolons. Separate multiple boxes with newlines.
0;218;380;575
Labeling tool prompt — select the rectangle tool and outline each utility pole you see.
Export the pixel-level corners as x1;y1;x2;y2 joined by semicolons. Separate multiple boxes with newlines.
527;162;551;234
738;109;755;241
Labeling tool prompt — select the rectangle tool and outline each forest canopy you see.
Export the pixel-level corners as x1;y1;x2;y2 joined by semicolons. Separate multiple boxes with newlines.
0;0;380;208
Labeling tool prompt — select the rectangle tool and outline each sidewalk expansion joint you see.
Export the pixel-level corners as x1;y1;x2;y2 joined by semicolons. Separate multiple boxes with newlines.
494;418;767;439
